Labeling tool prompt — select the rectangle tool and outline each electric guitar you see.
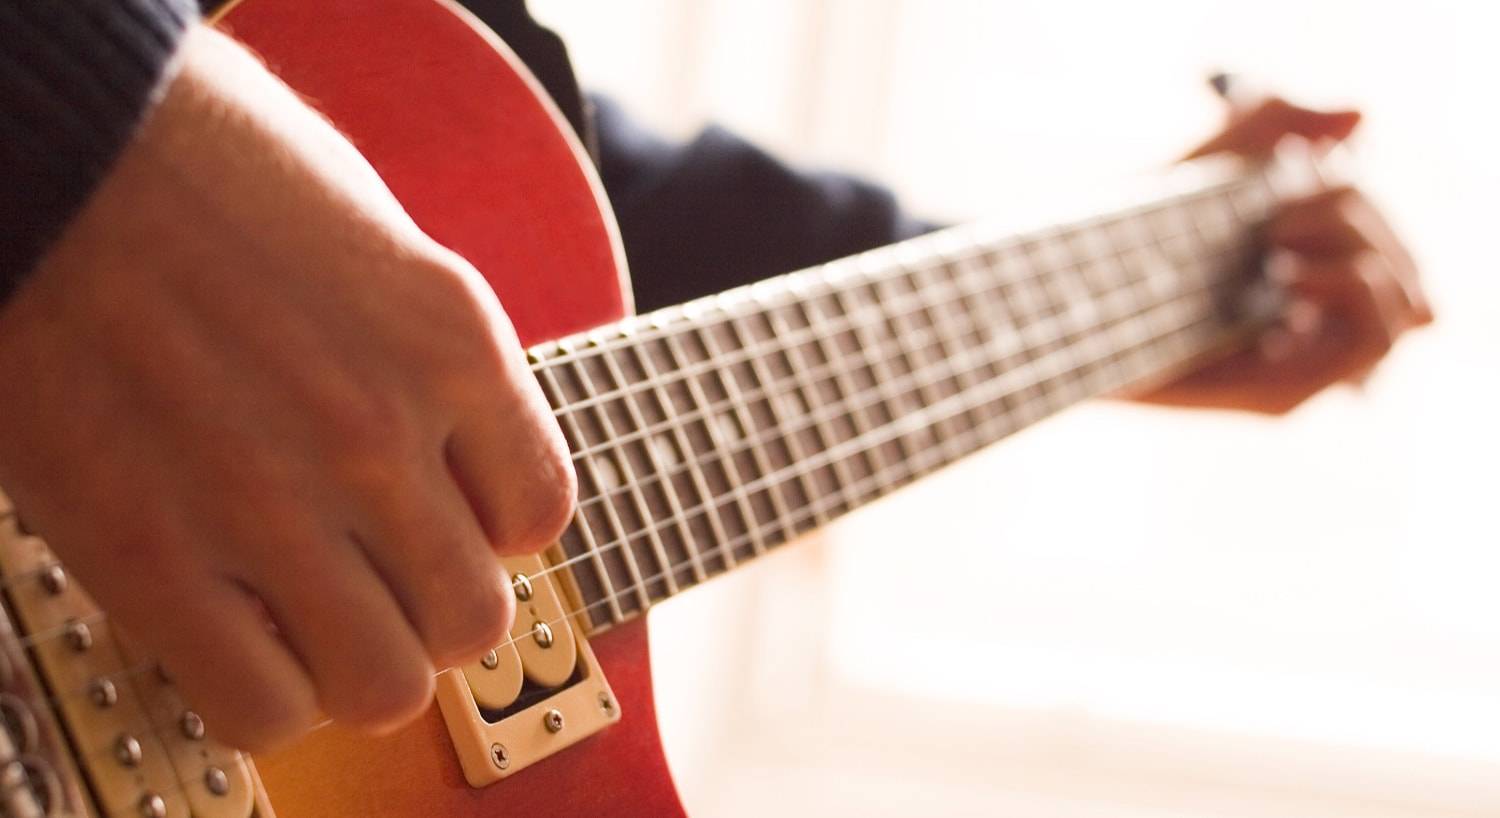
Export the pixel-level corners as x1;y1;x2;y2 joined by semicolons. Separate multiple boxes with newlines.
0;1;1318;815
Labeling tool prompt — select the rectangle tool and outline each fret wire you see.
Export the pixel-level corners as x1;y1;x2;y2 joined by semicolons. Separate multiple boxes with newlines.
796;290;894;502
566;240;1242;523
726;308;831;532
575;286;1236;631
529;172;1265;374
828;279;921;490
695;317;797;555
894;255;978;462
933;241;1022;424
665;327;761;562
561;240;1258;624
586;344;687;597
531;176;1267;418
548;177;1271;601
900;247;996;440
566;357;655;613
1022;237;1091;410
533;365;627;625
568;251;1241;552
866;267;969;466
626;340;716;584
557;274;964;462
930;255;1002;423
763;299;866;517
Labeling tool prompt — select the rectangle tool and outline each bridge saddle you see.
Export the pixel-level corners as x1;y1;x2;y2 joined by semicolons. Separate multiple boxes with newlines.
436;552;619;787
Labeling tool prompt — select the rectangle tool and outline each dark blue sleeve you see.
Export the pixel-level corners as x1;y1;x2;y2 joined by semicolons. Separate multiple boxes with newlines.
592;96;936;312
0;0;197;305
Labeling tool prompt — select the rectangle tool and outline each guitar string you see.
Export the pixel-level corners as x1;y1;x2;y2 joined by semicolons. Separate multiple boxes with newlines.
530;175;1259;417
501;168;1272;599
511;232;1255;595
515;283;1243;636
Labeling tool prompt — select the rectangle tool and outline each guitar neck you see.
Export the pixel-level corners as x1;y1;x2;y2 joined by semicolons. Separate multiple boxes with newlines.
530;158;1285;633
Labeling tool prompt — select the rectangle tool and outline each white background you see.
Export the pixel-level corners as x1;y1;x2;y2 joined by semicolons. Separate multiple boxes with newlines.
533;2;1498;814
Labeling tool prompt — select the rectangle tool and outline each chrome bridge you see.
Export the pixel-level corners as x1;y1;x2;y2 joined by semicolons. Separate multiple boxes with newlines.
435;553;619;787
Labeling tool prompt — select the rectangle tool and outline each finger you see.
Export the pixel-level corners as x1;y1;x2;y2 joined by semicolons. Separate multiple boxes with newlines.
1188;97;1361;159
1285;254;1404;382
123;576;320;754
445;393;576;556
245;533;435;733
358;465;516;668
1270;188;1434;325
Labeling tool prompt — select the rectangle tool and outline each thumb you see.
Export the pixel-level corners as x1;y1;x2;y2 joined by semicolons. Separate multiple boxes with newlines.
1188;97;1361;159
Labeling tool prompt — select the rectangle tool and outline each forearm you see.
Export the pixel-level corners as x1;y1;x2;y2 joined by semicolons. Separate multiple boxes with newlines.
0;0;197;305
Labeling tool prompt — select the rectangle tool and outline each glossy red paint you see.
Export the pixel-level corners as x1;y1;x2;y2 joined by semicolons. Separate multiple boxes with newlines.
218;1;683;815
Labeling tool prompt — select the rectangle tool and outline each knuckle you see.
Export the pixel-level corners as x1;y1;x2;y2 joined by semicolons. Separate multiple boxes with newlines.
334;389;414;451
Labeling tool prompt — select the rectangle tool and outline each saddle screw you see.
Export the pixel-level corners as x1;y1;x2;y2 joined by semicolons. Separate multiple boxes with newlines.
39;565;67;595
138;792;166;818
512;573;534;602
543;708;564;734
480;650;499;670
204;766;230;796
598;693;615;715
490;743;510;770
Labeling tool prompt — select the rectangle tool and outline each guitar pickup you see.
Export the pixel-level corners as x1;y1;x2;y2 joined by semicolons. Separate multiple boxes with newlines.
435;553;619;787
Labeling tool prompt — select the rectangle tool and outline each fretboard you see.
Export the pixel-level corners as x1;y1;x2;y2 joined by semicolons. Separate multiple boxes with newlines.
530;158;1288;633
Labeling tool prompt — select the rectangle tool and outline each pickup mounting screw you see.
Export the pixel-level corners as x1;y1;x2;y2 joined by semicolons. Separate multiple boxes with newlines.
513;573;534;602
480;649;499;670
598;692;615;715
205;766;230;796
39;565;67;595
138;792;166;818
490;742;509;770
532;621;554;649
63;620;92;652
115;734;142;768
543;708;564;733
88;678;118;708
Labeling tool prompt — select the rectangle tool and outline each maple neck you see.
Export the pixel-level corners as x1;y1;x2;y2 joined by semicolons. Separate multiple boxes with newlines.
530;158;1287;634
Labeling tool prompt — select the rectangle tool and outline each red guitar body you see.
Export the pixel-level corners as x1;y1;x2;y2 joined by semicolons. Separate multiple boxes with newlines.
217;1;686;815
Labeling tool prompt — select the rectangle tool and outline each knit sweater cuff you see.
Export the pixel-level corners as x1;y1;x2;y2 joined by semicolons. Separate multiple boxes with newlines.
0;0;199;304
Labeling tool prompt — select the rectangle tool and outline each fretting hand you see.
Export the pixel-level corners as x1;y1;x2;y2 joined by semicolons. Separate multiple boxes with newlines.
1139;98;1433;413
